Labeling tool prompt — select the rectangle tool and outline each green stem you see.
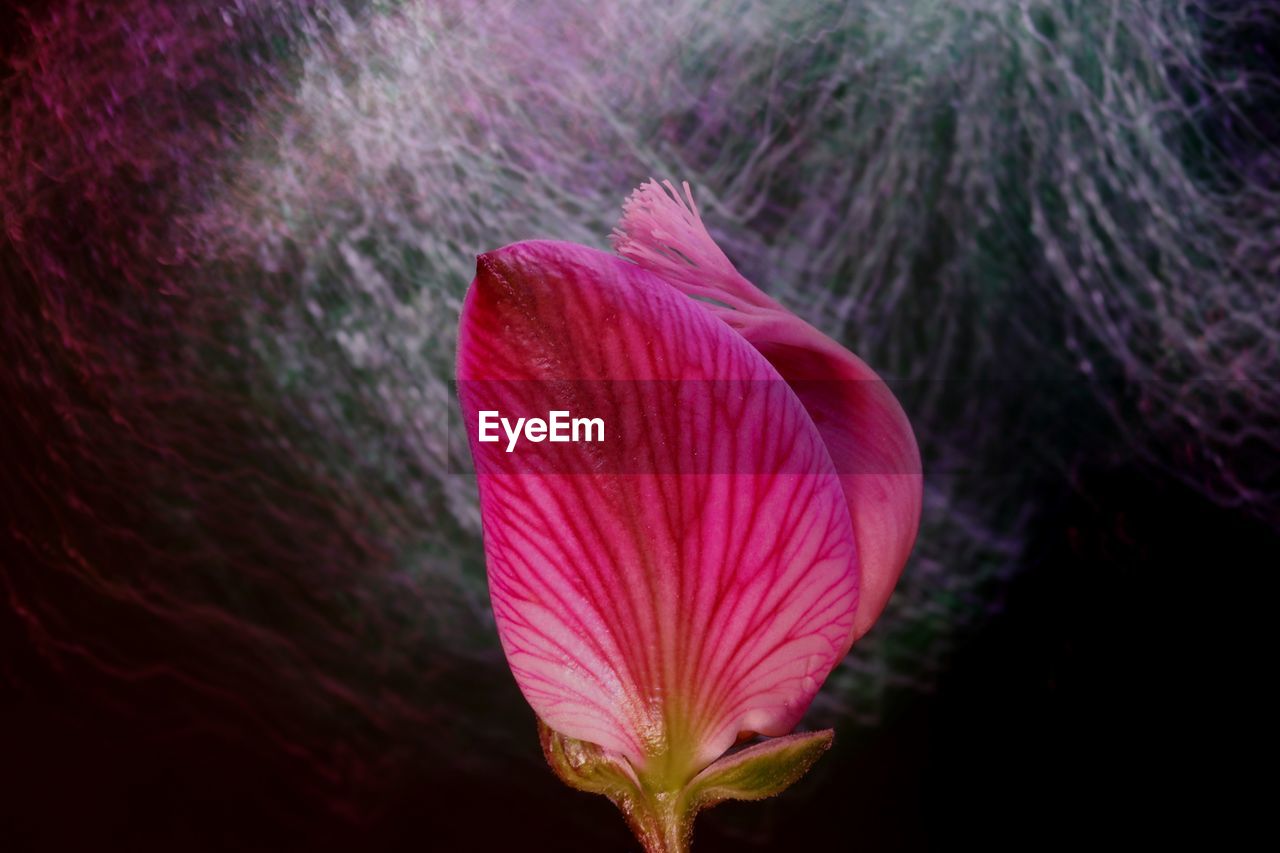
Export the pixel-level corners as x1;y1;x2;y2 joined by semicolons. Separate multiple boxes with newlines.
629;790;693;853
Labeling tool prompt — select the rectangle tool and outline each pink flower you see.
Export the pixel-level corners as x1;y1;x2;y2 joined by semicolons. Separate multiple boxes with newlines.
457;181;921;851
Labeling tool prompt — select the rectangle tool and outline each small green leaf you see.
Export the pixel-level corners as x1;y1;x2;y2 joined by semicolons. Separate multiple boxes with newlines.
682;729;834;812
538;717;643;799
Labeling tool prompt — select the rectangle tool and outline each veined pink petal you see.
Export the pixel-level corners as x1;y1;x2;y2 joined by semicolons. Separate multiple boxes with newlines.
614;180;923;642
457;241;858;783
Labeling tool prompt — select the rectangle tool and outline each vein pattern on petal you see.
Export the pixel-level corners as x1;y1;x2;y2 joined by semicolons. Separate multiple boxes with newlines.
614;182;923;642
457;241;858;778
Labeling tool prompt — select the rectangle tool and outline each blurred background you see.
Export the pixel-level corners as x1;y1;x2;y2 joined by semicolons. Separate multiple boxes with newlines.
2;1;1277;849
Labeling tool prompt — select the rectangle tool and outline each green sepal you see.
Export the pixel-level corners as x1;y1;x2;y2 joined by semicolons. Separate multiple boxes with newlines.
538;719;834;853
538;716;644;799
681;728;834;812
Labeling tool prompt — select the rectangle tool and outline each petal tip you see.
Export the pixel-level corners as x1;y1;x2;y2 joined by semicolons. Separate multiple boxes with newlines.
473;250;500;288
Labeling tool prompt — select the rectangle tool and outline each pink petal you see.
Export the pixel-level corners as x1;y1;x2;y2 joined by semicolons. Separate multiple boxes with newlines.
457;241;858;779
614;180;923;642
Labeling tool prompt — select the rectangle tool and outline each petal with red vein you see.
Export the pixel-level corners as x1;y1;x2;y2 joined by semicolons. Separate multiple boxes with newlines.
614;180;923;642
456;240;858;781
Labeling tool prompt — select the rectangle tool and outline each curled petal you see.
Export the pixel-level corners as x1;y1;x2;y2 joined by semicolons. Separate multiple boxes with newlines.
614;180;923;641
457;241;858;784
